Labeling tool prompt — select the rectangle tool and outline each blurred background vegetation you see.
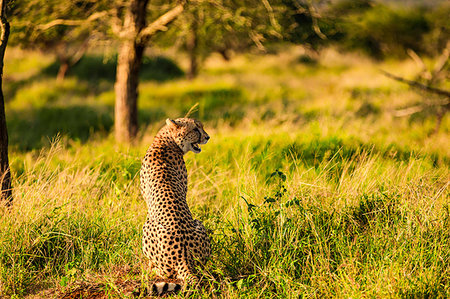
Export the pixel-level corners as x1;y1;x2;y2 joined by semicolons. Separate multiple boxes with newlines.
3;0;449;148
0;0;449;297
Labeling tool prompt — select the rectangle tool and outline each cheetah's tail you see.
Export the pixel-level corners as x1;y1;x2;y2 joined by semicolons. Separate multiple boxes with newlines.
152;281;182;295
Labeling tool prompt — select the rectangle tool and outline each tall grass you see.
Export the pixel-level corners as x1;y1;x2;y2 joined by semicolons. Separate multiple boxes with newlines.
0;46;449;297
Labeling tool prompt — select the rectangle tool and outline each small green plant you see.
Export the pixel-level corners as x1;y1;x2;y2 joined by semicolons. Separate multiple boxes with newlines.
60;261;78;287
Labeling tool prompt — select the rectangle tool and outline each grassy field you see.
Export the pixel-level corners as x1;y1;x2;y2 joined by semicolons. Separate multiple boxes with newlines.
0;46;449;298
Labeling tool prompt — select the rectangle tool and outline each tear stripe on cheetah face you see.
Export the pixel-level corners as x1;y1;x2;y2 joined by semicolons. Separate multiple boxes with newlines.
165;118;210;154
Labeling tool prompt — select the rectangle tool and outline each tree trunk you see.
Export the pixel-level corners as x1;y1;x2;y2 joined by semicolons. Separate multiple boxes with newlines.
55;39;90;82
57;60;70;81
0;0;11;206
114;0;148;143
114;40;144;142
0;78;10;206
218;48;231;61
55;45;71;81
187;17;198;80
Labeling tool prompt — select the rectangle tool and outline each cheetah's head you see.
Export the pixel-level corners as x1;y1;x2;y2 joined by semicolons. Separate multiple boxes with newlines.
166;118;210;154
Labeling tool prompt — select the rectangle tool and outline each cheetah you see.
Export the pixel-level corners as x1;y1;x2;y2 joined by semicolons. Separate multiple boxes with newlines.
140;118;211;294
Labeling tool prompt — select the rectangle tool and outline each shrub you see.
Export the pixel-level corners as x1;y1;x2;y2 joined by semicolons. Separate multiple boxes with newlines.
339;4;430;59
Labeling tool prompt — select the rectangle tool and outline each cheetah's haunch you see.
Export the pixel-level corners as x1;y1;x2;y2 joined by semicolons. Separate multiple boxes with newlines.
140;118;211;295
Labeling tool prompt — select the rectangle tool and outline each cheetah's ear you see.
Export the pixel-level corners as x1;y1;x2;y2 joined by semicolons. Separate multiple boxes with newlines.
166;118;179;128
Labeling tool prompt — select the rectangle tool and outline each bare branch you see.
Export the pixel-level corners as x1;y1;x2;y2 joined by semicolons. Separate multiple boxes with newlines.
138;3;185;42
393;105;425;117
261;0;281;33
393;99;449;117
307;1;326;40
70;36;92;66
110;6;125;37
407;49;431;80
293;0;326;40
380;70;450;99
431;41;450;81
249;30;265;51
38;11;108;30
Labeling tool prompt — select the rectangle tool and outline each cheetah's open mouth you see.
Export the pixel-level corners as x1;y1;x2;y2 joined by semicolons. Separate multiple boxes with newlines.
191;143;201;152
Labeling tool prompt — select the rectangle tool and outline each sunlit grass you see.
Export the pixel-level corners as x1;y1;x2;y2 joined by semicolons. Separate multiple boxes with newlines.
0;46;449;297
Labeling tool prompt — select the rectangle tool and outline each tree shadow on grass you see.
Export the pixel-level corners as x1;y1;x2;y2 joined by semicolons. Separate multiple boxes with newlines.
5;54;188;151
42;55;185;87
244;135;447;182
281;136;448;173
139;86;246;127
7;105;114;151
7;84;249;151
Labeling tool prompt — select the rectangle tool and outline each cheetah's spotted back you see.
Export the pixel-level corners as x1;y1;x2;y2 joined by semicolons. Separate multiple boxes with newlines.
140;118;210;293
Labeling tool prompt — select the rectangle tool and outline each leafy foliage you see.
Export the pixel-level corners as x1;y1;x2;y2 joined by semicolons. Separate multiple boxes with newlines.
1;4;449;294
339;4;429;58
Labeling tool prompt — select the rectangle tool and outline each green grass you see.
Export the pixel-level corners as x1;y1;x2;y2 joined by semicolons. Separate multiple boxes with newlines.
0;46;449;298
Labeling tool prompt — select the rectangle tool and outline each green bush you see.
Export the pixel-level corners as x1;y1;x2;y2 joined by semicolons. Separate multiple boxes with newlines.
281;0;446;59
423;2;450;56
339;4;430;58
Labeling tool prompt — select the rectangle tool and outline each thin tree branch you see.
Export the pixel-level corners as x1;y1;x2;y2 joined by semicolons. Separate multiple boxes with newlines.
431;41;450;81
307;1;326;40
110;6;125;37
38;11;108;30
393;99;449;117
380;70;450;99
249;30;265;51
393;105;425;117
406;49;431;80
69;35;92;66
138;3;184;42
261;0;281;32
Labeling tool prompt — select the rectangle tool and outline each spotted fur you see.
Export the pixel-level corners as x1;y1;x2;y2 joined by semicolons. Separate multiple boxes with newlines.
140;118;211;294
